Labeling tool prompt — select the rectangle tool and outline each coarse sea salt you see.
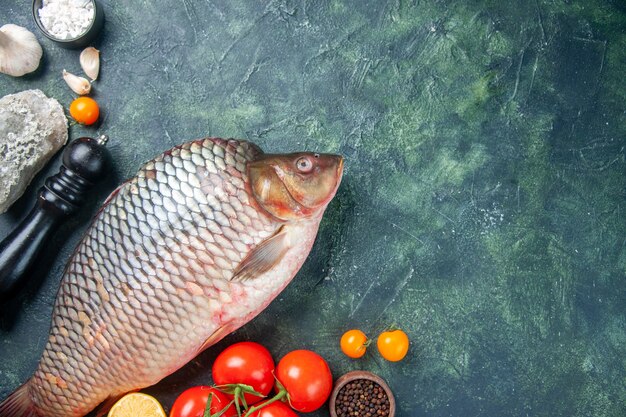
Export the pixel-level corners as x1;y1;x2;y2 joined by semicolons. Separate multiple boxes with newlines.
38;0;95;40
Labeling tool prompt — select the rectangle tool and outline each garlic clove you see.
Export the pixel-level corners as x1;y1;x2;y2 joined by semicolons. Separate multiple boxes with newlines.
63;69;91;95
79;47;100;81
0;24;43;77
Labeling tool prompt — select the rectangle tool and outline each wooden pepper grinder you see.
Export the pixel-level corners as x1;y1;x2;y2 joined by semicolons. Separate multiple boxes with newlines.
0;135;109;297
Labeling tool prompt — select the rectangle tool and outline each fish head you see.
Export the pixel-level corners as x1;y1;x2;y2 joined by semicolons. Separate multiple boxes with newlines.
248;152;344;221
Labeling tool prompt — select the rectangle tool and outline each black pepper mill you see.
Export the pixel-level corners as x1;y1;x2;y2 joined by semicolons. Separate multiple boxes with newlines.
0;135;109;297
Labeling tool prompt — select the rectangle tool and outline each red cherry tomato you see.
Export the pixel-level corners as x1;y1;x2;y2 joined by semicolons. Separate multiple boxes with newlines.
212;342;275;405
275;350;332;412
248;401;299;417
169;386;235;417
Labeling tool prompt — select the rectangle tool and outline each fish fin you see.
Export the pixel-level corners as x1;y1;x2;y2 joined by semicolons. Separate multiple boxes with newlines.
232;228;290;281
0;381;41;417
197;324;236;354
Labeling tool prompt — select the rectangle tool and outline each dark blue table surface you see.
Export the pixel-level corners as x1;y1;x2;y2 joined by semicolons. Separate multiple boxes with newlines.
1;1;625;416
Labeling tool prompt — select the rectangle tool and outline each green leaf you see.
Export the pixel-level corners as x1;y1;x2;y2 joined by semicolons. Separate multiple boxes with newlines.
211;401;236;417
240;391;249;410
202;393;236;417
203;392;215;417
273;378;286;393
234;388;242;417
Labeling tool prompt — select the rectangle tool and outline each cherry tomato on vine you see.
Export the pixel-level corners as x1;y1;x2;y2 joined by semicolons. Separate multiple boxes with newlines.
275;350;332;412
340;329;369;358
377;329;409;362
247;401;299;417
69;96;100;125
212;342;275;405
169;386;236;417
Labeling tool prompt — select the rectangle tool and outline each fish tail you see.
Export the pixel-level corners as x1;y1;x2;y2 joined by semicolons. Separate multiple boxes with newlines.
0;382;40;417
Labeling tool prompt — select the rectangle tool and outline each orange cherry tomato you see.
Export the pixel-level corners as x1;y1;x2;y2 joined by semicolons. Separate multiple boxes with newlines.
340;329;368;358
377;329;409;362
69;96;100;125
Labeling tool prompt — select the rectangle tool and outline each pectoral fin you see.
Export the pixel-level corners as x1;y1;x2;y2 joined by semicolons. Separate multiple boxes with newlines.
232;227;289;281
197;324;236;354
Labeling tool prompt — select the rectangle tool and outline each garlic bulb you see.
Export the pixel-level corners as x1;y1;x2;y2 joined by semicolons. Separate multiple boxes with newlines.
63;69;91;95
80;47;100;81
0;24;43;77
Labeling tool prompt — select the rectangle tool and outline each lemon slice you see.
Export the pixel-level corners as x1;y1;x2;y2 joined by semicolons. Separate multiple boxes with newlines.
108;393;166;417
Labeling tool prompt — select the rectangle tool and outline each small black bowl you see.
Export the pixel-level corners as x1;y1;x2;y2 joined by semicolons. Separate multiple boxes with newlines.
329;371;396;417
32;0;104;49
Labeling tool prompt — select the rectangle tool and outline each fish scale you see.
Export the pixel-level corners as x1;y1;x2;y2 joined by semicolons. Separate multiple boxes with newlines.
28;139;277;416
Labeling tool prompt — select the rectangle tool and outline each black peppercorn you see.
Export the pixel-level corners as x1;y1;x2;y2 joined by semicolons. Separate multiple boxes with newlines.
335;379;391;417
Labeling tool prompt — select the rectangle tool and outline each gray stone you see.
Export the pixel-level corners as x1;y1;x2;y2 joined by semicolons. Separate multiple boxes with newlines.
0;89;67;213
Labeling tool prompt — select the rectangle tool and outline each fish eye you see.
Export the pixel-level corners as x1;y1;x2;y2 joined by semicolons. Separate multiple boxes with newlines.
296;156;314;173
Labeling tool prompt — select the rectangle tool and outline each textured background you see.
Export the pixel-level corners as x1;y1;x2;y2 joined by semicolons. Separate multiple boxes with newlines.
1;1;626;416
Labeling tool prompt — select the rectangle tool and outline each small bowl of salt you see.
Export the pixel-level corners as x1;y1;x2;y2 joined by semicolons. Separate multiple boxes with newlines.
33;0;104;48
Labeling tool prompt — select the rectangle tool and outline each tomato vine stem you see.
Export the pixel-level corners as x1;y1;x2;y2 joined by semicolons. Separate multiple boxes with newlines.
243;389;288;417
